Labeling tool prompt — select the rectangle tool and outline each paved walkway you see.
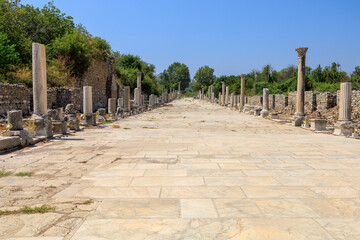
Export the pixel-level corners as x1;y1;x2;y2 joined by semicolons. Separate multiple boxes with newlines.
1;98;360;239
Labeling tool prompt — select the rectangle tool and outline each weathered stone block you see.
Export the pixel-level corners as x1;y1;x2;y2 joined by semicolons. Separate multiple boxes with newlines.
8;110;23;130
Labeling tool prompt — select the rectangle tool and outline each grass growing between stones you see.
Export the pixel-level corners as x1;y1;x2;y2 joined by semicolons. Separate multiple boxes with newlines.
15;172;33;177
104;121;113;124
0;205;56;216
142;126;157;129
124;128;131;130
0;167;12;178
21;205;55;214
82;200;93;205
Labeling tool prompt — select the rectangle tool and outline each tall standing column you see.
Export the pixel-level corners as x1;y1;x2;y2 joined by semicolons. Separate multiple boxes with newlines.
240;74;246;111
32;43;47;116
334;82;355;135
260;88;269;117
137;72;142;106
124;86;130;111
338;82;352;121
292;47;308;126
83;86;93;114
83;86;96;125
230;93;234;108
178;82;181;98
221;82;225;105
108;98;116;115
31;43;53;137
225;86;229;106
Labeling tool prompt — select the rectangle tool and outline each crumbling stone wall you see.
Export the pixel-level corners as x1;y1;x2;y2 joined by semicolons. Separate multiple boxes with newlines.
246;95;262;106
79;56;117;111
0;83;30;117
317;92;337;114
47;88;81;110
270;94;288;112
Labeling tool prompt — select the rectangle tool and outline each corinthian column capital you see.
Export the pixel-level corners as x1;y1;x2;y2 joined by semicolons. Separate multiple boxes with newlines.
295;47;308;58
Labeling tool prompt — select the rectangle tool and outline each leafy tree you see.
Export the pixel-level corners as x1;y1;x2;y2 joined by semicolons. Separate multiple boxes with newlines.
160;62;191;92
114;52;161;95
192;65;216;92
0;32;19;74
351;66;360;90
47;30;94;78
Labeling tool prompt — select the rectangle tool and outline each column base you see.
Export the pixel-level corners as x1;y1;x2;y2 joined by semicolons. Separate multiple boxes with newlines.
31;114;53;138
292;113;305;126
333;120;356;136
260;110;268;118
65;114;80;131
310;119;327;131
52;121;67;135
4;129;34;146
85;113;96;126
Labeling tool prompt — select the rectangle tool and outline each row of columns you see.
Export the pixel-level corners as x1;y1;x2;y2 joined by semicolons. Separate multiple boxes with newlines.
201;47;355;136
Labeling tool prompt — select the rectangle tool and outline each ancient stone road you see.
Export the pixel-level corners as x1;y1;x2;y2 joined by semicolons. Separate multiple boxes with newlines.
1;98;360;239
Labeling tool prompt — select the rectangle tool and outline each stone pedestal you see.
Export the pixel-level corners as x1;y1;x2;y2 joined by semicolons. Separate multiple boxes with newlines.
292;47;308;126
32;114;53;138
254;107;261;116
270;113;279;119
7;110;23;130
85;113;96;126
97;108;106;123
310;119;327;131
260;88;269;118
64;104;80;131
52;121;67;134
243;104;250;114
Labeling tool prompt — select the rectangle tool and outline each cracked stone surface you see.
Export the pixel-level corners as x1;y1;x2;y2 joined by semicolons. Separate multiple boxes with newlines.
1;98;360;239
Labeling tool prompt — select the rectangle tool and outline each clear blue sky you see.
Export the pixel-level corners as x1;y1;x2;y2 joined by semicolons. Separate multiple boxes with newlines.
23;0;360;78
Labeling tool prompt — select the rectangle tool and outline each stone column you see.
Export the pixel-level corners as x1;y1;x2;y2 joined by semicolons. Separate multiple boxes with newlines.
292;47;308;126
118;98;123;108
31;43;52;137
260;88;269;117
201;88;204;100
124;86;130;111
211;92;214;103
83;86;93;114
136;72;142;106
334;82;355;135
32;43;47;116
108;98;116;115
178;82;181;98
219;92;221;104
83;86;96;125
338;82;352;121
225;86;229;106
240;74;246;110
230;93;234;108
221;82;225;105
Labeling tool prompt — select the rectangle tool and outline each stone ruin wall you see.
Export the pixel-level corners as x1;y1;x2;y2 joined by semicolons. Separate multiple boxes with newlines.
79;56;117;112
0;83;31;117
0;56;117;117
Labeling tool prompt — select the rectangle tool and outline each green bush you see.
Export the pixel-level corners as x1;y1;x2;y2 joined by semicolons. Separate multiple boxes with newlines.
48;30;93;78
